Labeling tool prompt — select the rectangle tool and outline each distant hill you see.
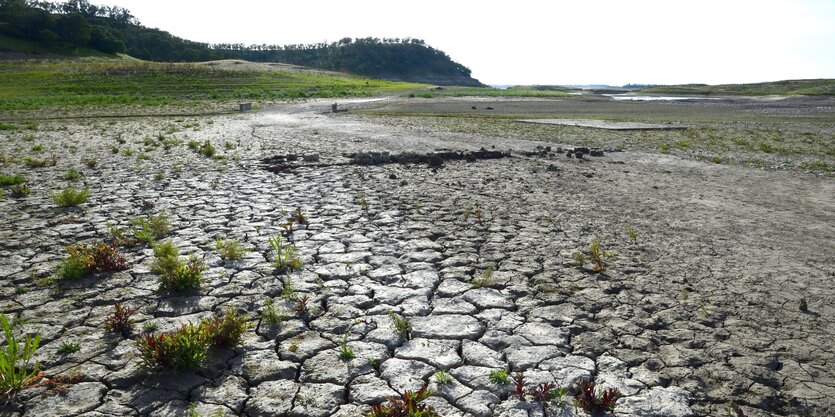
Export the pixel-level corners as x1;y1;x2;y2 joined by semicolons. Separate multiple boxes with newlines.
638;79;835;96
0;0;481;86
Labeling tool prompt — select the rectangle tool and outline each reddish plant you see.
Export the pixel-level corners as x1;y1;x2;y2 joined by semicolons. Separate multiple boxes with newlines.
530;382;556;402
293;295;311;315
366;386;439;417
200;308;249;349
510;371;526;400
573;380;621;415
89;242;127;273
105;302;136;337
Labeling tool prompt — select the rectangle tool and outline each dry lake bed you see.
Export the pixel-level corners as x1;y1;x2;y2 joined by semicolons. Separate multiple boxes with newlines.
0;94;833;417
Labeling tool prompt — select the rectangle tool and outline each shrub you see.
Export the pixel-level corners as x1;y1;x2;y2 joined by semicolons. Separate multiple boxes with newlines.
268;235;302;271
131;214;170;244
573;380;621;415
0;314;42;400
53;187;90;207
158;256;204;293
56;242;126;280
200;141;216;157
137;322;209;371
200;308;248;349
366;387;439;417
23;155;57;168
105;302;137;338
83;157;97;168
215;239;247;261
63;170;82;181
0;174;26;187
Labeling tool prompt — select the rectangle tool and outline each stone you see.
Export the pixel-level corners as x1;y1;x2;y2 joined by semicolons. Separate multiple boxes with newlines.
411;314;485;340
395;338;463;369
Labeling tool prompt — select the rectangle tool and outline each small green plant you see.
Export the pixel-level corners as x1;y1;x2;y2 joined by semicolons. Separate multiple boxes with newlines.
680;288;689;301
105;302;137;338
292;207;308;223
53;187;90;207
268;235;303;271
136;322;209;371
366;387;439;417
590;238;606;273
0;174;26;187
131;214;170;244
260;299;286;325
573;251;586;266
434;370;453;385
83;157;97;168
137;153;151;160
0;314;42;400
63;170;82;181
625;224;638;244
292;295;311;315
700;302;710;318
489;369;509;384
201;308;249;349
462;205;473;221
121;148;134;157
281;277;298;300
23;155;56;168
30;144;43;153
658;143;670;154
357;193;369;211
387;310;411;340
153;241;204;292
338;337;355;361
472;264;494;288
200;141;216;157
187;140;200;150
573;380;621;415
215;239;247;261
153;171;165;181
143;321;158;333
56;341;80;355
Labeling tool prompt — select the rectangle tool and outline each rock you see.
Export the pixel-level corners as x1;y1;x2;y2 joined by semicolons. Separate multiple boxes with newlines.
411;314;485;340
616;386;694;417
231;349;297;384
349;374;399;404
245;380;298;417
23;382;106;417
380;358;436;392
290;382;346;417
395;338;462;369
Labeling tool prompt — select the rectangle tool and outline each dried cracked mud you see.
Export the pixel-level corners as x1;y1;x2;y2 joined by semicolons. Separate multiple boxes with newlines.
1;97;833;417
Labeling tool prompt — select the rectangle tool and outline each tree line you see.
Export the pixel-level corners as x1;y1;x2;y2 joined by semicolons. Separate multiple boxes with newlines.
0;0;473;80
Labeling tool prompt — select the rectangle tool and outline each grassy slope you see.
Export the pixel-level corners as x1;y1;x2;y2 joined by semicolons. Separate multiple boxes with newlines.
0;58;426;110
638;79;835;96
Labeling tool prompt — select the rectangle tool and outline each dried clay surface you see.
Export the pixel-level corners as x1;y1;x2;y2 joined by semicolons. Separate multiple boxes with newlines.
0;97;832;417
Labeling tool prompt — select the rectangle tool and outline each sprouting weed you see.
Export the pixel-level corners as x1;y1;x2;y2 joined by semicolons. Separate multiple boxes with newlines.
434;370;453;385
472;264;494;288
625;224;638;244
387;310;411;340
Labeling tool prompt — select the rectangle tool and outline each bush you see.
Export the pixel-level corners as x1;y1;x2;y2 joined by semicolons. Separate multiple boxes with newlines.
201;308;248;349
153;241;204;292
53;187;90;207
131;214;170;244
56;242;126;280
105;302;136;338
366;387;439;417
137;323;209;371
215;239;247;261
0;174;26;187
0;314;42;400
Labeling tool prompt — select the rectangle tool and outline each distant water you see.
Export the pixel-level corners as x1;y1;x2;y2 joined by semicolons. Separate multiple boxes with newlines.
489;85;512;90
605;94;718;101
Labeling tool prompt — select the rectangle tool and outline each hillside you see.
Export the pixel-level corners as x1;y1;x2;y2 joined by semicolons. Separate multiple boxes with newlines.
0;0;481;86
638;79;835;96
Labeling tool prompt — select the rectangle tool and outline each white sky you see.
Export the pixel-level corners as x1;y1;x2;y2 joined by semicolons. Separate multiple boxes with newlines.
92;0;835;86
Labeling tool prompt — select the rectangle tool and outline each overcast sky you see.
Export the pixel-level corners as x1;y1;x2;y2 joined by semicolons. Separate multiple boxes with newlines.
94;0;834;86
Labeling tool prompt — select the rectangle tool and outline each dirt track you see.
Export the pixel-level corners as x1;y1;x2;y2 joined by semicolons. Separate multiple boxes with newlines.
0;96;833;416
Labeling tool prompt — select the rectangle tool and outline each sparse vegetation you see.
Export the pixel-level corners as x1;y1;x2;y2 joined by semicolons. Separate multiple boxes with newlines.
152;241;204;293
63;169;82;181
131;214;170;244
268;235;302;271
366;386;439;417
590;238;606;273
434;370;453;385
489;369;509;384
104;302;137;337
260;299;286;325
0;174;26;187
573;380;621;415
201;308;248;349
387;310;412;340
136;322;209;371
471;264;494;288
55;242;127;280
215;239;247;261
625;224;638;244
56;341;80;355
0;314;42;400
53;186;90;207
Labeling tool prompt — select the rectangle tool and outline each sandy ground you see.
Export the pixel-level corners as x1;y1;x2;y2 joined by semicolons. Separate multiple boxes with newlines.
0;96;832;417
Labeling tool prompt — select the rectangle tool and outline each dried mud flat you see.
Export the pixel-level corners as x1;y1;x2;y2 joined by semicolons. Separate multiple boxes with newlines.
0;96;833;417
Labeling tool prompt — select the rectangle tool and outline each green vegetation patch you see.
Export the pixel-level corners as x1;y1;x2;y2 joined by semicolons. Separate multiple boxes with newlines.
0;59;425;110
